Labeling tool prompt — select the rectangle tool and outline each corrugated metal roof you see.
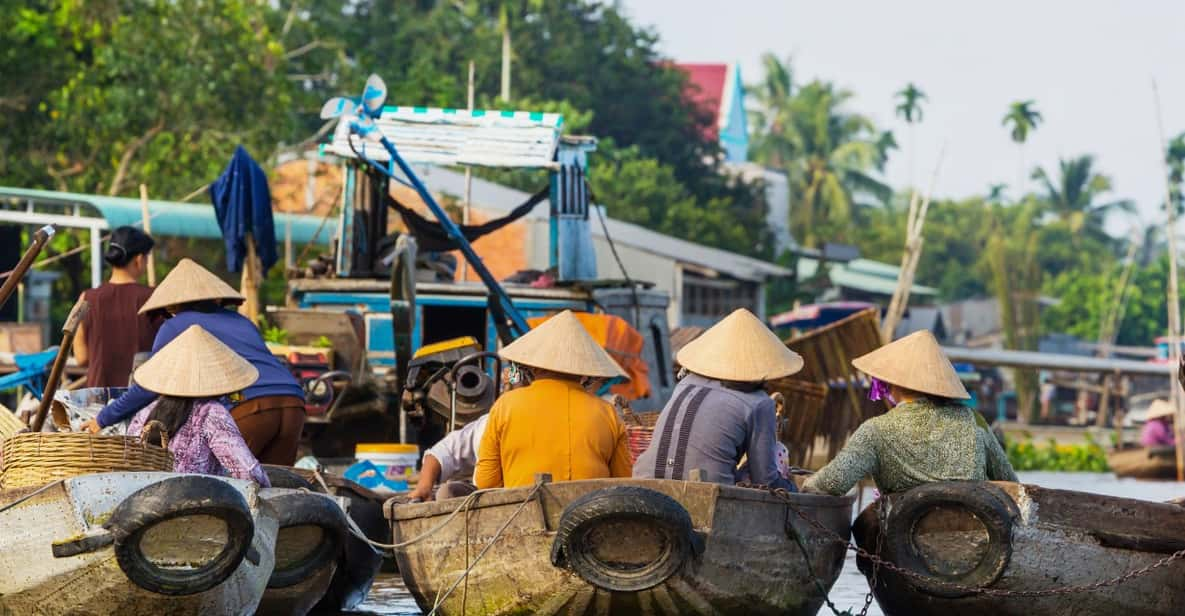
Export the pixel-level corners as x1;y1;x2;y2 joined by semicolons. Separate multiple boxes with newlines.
322;107;564;168
414;166;791;282
798;257;937;297
942;346;1173;375
0;186;335;244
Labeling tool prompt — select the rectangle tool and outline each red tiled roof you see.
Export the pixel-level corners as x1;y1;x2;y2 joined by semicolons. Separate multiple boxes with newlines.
674;63;728;141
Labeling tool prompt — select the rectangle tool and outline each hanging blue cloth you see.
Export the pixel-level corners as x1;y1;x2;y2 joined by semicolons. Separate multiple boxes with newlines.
209;145;277;274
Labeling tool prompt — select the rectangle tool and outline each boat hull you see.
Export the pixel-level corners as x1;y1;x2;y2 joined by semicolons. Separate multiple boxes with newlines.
853;481;1185;616
387;478;853;616
1108;447;1178;480
0;472;277;616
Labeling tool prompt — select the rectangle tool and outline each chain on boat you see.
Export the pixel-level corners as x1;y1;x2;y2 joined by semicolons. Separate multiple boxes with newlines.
742;483;1185;612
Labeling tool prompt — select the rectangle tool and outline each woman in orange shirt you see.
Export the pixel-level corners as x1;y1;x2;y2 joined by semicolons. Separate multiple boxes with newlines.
475;310;631;489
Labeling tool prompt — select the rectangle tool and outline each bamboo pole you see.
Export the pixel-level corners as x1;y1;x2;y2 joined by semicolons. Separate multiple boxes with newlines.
1152;79;1185;482
139;184;156;286
240;233;261;323
881;145;945;342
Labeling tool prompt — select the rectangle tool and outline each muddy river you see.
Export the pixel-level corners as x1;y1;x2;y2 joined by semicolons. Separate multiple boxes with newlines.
349;472;1184;615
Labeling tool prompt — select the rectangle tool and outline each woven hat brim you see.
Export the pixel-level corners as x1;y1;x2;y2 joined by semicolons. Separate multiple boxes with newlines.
134;325;260;397
675;309;804;382
497;311;627;379
138;259;246;314
1145;400;1176;421
851;331;970;400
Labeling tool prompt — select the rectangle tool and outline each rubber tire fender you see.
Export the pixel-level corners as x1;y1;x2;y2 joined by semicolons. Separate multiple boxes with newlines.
262;465;318;491
104;475;254;596
550;486;701;592
881;481;1020;598
264;491;349;588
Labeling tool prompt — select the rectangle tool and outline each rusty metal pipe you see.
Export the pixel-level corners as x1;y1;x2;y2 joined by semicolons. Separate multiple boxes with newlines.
31;299;88;432
0;225;55;312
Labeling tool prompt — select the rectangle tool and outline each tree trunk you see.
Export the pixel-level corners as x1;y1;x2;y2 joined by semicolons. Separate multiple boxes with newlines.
501;25;511;101
107;121;165;196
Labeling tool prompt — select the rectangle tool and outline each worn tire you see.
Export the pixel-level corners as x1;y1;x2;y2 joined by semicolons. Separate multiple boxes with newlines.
263;465;317;491
265;491;348;588
881;481;1019;598
105;475;254;596
550;486;700;592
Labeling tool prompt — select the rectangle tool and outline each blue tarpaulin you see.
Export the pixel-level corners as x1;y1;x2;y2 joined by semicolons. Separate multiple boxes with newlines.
210;145;277;274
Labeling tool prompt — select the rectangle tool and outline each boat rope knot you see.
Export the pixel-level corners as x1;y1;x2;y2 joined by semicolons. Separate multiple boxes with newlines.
747;483;1185;600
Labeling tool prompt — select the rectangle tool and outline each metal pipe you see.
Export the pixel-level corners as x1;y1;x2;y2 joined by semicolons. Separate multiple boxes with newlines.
0;225;54;312
31;299;88;432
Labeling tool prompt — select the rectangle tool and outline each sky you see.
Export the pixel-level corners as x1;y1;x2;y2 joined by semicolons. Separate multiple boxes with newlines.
621;0;1185;237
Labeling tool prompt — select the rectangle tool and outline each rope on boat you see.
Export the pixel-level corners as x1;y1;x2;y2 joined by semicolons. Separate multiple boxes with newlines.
757;484;1185;599
0;479;64;515
426;482;545;616
309;470;538;554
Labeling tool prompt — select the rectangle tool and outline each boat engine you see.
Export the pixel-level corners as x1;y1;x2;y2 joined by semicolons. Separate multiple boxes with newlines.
400;336;499;430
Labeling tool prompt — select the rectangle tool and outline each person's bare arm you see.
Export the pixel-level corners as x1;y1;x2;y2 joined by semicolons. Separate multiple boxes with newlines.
73;322;88;366
409;454;443;502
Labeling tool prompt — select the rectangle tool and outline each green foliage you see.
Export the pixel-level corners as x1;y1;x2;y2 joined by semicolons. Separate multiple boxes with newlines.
261;324;289;345
1002;100;1043;144
312;335;333;348
1041;255;1177;346
1007;436;1109;472
894;83;927;124
749;55;894;248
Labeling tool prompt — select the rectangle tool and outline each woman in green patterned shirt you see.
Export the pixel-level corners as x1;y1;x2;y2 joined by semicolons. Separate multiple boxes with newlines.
803;331;1018;496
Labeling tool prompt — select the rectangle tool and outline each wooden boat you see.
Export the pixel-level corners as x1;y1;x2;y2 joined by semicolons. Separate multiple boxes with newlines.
264;465;388;612
0;472;277;616
386;477;854;615
1107;446;1179;480
852;481;1185;615
254;488;350;616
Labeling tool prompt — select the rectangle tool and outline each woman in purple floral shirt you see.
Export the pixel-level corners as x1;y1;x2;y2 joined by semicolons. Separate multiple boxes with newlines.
127;324;270;486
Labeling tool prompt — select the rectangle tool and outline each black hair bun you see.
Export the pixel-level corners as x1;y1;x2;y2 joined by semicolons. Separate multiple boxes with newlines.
104;226;156;268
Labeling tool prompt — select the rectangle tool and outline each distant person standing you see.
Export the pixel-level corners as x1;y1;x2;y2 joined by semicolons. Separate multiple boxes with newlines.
1039;377;1056;421
73;226;161;387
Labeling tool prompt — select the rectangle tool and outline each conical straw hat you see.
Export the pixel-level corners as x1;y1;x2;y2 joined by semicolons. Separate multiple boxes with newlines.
134;325;259;397
1145;399;1176;421
139;258;245;314
676;309;804;382
852;330;970;399
498;310;626;378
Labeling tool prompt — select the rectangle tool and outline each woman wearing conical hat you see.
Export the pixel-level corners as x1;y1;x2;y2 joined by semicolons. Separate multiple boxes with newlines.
803;330;1018;496
84;259;305;466
126;325;270;486
632;309;802;492
1139;399;1176;448
474;310;632;489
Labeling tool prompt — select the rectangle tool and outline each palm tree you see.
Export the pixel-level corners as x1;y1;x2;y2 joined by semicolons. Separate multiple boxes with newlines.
986;183;1009;204
1002;100;1043;190
460;0;545;102
1031;155;1134;244
895;83;927;185
748;54;795;168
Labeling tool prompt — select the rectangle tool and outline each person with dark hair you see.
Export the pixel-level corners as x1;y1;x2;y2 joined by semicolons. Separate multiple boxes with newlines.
126;324;269;485
803;331;1018;496
83;258;306;466
73;226;161;387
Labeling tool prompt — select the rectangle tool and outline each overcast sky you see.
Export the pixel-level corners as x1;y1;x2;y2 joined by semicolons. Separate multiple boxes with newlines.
621;0;1185;236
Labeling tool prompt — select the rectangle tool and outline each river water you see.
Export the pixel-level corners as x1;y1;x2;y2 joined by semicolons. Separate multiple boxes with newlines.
350;472;1184;615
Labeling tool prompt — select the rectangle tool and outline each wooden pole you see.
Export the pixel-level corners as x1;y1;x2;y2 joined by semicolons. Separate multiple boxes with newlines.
0;225;54;312
1152;79;1185;481
138;184;156;286
461;61;475;282
240;233;260;323
881;145;945;342
31;299;88;432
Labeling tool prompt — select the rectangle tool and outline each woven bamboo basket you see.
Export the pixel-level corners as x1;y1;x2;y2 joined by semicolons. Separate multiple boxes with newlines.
0;420;173;488
618;399;661;464
0;404;26;440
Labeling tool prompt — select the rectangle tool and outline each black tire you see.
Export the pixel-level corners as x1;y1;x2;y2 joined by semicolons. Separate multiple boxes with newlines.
263;465;318;491
550;486;700;592
264;491;348;589
104;475;254;596
881;481;1019;598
